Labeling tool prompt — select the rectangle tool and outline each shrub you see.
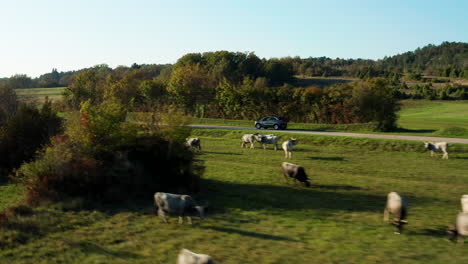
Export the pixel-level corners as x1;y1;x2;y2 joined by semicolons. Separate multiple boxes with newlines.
15;101;201;204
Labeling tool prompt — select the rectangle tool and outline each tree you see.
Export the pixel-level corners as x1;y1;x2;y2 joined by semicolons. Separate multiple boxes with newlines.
0;84;18;125
8;74;32;89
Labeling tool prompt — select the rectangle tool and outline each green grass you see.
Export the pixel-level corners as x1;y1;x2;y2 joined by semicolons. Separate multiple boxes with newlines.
14;87;66;103
398;100;468;136
1;130;467;263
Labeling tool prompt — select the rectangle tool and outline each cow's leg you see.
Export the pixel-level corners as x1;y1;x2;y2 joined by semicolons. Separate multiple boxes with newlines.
250;142;254;149
430;151;435;157
288;152;292;159
186;216;192;224
158;209;169;224
178;216;184;224
263;144;266;150
274;144;277;151
443;152;448;159
383;208;389;222
284;150;288;158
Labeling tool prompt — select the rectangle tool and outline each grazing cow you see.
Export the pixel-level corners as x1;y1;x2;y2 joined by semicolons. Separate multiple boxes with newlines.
241;133;261;149
259;134;279;150
177;249;214;264
154;192;205;224
281;162;311;187
186;138;202;151
383;192;408;234
462;195;468;213
447;213;468;243
424;142;449;159
282;138;297;159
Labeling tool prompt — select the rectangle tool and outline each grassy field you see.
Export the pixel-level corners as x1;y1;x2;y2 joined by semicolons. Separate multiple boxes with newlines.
14;87;66;103
398;100;468;136
1;130;467;263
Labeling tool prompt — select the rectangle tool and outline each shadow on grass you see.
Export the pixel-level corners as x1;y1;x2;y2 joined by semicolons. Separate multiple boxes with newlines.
201;179;434;217
393;128;437;134
314;184;361;191
204;151;242;155
406;227;448;238
308;156;345;161
74;241;142;259
455;157;468;160
207;226;298;241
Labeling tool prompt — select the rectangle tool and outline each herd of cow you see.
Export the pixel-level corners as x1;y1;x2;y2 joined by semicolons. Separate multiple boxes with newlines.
157;136;462;263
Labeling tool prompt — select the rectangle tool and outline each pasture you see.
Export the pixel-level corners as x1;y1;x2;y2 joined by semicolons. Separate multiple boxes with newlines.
1;130;468;263
14;87;65;103
398;100;468;137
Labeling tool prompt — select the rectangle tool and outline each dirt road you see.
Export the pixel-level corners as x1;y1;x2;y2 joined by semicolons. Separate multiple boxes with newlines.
189;125;468;144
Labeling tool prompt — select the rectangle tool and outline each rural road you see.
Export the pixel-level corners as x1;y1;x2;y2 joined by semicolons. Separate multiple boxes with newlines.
189;125;468;144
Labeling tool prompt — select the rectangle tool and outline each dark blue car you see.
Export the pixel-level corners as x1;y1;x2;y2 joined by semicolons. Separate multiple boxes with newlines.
255;116;287;130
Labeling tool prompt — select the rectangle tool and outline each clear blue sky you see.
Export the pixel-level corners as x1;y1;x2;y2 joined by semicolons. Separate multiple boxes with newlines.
1;0;467;77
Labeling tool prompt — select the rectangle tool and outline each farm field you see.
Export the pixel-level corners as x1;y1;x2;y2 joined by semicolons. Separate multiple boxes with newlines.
14;87;66;103
1;130;468;263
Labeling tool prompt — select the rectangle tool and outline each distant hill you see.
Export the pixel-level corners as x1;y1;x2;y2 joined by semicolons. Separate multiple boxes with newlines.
379;42;468;77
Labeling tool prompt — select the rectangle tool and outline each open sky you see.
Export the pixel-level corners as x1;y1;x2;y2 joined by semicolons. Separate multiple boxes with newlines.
1;0;467;78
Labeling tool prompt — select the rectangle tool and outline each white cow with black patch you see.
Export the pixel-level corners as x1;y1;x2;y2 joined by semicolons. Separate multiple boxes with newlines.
424;142;448;159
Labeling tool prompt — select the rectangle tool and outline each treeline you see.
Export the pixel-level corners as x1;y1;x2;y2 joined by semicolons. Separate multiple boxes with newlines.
2;42;466;90
63;51;399;131
0;64;172;89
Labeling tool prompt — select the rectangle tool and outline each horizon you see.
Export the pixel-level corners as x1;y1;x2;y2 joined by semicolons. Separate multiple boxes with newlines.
1;0;467;78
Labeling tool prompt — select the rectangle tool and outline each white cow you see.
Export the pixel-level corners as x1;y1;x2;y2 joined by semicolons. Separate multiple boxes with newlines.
424;142;448;159
448;213;468;242
154;192;205;224
241;133;261;149
177;249;214;264
259;134;279;150
383;192;408;234
282;138;297;159
186;138;201;151
461;195;468;213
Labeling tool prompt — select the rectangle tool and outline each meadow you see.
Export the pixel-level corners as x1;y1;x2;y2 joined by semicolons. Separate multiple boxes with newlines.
14;87;65;103
1;130;467;263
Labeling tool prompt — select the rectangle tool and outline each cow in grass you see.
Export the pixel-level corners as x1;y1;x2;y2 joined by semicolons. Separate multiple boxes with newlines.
177;249;215;264
154;192;205;224
424;142;449;159
241;133;262;149
462;195;468;213
282;138;297;159
448;213;468;243
186;138;202;151
383;192;408;234
281;162;311;187
259;134;279;150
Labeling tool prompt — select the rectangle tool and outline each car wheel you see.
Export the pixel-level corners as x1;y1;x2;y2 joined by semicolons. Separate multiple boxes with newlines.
256;124;262;129
274;124;279;130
